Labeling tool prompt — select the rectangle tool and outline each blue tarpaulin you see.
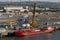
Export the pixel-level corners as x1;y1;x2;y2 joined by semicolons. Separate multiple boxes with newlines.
17;17;31;27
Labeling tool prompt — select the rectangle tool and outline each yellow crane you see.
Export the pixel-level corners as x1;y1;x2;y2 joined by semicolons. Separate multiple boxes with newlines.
30;3;37;27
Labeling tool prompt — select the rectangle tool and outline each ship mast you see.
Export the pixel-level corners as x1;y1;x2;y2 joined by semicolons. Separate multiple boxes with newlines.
30;2;36;27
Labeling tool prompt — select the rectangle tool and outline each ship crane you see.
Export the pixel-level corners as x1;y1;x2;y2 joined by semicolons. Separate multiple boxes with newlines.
30;3;37;27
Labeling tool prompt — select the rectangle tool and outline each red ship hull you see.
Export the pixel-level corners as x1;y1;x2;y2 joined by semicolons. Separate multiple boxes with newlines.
14;27;54;36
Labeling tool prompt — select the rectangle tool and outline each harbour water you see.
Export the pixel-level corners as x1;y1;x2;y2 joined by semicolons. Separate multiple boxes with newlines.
0;30;60;40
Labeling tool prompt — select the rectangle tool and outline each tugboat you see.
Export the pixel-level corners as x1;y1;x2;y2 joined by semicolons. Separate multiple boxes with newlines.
14;3;54;37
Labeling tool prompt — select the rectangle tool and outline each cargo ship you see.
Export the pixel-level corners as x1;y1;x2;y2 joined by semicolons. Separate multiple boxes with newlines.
14;3;55;37
14;27;54;36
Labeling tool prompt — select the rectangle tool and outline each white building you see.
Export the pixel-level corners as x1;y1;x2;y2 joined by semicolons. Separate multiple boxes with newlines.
4;6;23;10
4;6;29;12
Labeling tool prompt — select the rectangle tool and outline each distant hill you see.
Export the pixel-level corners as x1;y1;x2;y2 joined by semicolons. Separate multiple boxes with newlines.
0;1;60;8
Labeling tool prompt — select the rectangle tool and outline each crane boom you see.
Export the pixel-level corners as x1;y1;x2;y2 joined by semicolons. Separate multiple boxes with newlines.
30;2;37;26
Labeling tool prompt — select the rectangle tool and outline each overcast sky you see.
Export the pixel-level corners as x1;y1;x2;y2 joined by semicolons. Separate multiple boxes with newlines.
0;0;59;2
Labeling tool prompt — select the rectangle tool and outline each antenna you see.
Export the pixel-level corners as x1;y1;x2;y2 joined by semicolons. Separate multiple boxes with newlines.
57;0;60;12
20;0;21;6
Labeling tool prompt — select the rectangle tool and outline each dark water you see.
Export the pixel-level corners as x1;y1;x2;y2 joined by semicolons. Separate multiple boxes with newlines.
0;31;60;40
